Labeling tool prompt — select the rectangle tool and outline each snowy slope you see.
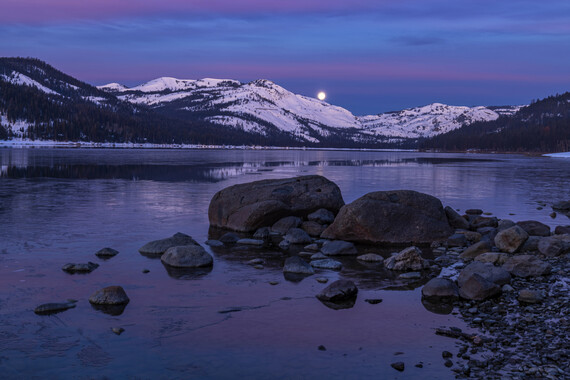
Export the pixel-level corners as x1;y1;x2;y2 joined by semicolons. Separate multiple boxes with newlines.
358;103;521;139
1;71;59;95
98;76;524;144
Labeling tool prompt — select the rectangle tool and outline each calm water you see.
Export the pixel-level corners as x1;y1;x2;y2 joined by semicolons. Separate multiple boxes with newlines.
0;148;568;379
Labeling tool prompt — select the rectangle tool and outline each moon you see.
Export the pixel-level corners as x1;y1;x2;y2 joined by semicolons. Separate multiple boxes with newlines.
317;91;326;101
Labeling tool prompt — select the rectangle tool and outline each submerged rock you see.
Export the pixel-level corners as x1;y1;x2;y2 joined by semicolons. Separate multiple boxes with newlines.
356;253;384;263
322;190;453;244
62;262;99;274
320;240;358;256
208;175;344;232
283;256;314;275
34;300;77;315
161;245;214;268
310;259;342;270
316;279;358;303
95;247;119;259
139;232;199;255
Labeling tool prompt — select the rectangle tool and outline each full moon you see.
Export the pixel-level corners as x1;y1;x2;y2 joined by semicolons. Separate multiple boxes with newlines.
317;91;326;101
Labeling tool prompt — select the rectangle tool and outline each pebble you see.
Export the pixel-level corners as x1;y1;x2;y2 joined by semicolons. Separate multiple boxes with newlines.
112;327;125;335
316;277;328;284
391;362;405;372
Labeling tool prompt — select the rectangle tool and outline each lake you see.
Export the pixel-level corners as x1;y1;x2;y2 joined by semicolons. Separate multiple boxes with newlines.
0;148;568;379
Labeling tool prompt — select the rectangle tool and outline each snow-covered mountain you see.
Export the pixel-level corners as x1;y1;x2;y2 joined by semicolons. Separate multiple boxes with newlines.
100;76;520;143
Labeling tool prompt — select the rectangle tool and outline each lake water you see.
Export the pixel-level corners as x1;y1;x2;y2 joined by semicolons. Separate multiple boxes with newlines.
0;148;568;379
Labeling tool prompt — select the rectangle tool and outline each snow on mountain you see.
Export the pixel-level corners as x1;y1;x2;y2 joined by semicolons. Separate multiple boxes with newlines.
358;103;521;139
1;71;59;95
99;76;522;144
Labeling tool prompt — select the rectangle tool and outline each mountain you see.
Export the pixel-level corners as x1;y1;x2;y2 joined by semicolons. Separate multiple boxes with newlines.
420;93;570;152
99;76;518;145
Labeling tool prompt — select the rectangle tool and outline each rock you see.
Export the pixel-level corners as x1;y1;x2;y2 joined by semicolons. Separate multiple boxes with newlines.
89;286;130;305
318;345;327;351
320;240;358;256
301;221;327;237
205;239;224;247
497;219;516;231
470;216;498;230
219;232;241;244
139;232;199;255
95;247;119;258
399;272;421;279
269;281;279;285
246;258;264;265
457;261;511;287
457;230;482;243
516;220;551;237
316;277;328;283
316;279;358;302
283;228;312;244
391;362;405;372
476;227;497;240
459;241;491;260
208;175;344;232
310;259;342;270
447;233;468;248
555;225;570;235
552;200;570;210
520;236;541;252
62;262;99;274
356;253;384;263
502;255;551;277
442;350;453;358
142;269;150;273
494;225;529;253
308;208;335;224
161;245;214;268
502;284;514;292
310;252;327;260
278;240;290;250
384;246;430;271
365;298;383;304
474;252;507;265
236;238;264;246
304;243;320;252
34;301;77;315
272;216;303;234
111;327;125;335
458;273;501;300
465;209;483;215
321;190;453;245
297;251;314;258
283;256;314;275
537;234;570;257
445;206;470;230
421;278;459;300
253;226;272;239
518;289;544;304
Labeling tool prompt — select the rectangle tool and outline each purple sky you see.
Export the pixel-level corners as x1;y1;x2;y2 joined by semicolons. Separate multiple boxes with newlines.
2;0;570;114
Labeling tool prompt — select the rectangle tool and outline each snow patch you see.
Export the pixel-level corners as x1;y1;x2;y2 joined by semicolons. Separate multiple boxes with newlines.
1;71;59;95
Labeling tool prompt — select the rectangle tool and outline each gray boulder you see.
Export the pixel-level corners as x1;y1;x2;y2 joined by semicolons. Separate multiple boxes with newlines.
320;240;358;256
139;232;199;255
283;256;314;275
89;286;130;305
316;279;358;302
458;273;501;300
308;208;335;224
301;221;327;237
421;278;459;300
459;241;491;260
516;220;551;237
494;225;529;253
208;175;344;232
502;255;551;277
272;216;302;234
384;246;430;271
283;228;313;244
161;245;214;268
321;190;453;245
457;261;511;287
537;234;570;257
310;259;342;270
520;236;541;252
445;206;470;230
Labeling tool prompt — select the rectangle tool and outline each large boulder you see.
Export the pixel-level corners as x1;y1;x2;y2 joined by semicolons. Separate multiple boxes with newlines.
421;278;459;300
445;206;470;230
458;273;501;301
516;221;550;237
139;232;199;255
537;234;570;257
457;261;511;287
161;245;213;268
208;175;344;232
272;216;302;234
494;225;529;253
459;241;491;260
321;190;452;244
502;255;551;277
384;246;430;271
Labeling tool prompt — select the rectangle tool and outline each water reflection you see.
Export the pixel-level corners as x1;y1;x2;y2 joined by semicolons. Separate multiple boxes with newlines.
162;263;213;280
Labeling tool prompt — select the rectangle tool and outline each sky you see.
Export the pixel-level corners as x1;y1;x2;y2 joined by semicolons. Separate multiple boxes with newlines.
1;0;570;115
